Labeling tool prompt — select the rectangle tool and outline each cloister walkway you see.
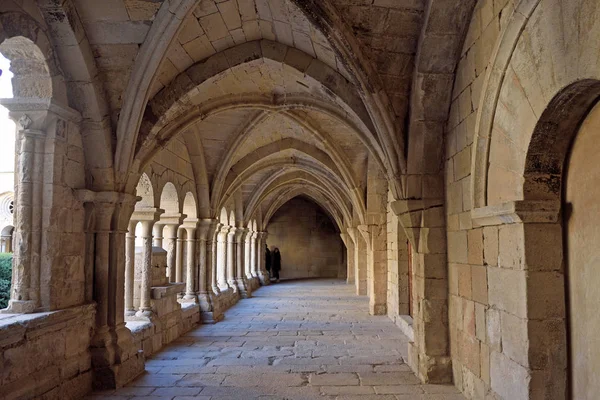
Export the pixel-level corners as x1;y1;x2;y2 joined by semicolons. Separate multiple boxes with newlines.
89;280;464;400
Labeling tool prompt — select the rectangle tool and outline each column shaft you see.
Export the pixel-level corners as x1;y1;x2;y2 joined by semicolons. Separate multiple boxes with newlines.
125;220;137;317
184;227;197;299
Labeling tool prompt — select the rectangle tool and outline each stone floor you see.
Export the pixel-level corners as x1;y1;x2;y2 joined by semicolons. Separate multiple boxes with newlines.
89;279;464;400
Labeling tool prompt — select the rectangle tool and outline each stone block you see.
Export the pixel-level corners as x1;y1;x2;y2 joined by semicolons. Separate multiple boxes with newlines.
490;351;530;400
467;229;484;265
483;226;498;266
486;307;501;352
487;267;526;318
471;265;488;304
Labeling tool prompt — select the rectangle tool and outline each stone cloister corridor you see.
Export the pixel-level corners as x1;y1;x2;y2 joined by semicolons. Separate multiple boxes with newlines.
89;280;464;400
2;0;600;399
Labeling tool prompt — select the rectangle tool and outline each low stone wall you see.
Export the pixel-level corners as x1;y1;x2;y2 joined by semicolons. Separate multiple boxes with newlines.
0;304;96;400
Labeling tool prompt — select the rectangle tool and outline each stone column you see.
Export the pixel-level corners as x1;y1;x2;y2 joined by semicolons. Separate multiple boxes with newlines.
163;224;179;282
216;225;230;291
137;220;154;318
133;208;164;319
235;228;251;297
152;222;164;248
175;227;184;282
76;191;142;389
209;224;221;294
5;126;45;313
340;231;355;284
125;219;138;317
256;232;270;285
392;199;451;383
160;213;185;283
249;231;258;278
226;226;238;292
359;224;387;316
348;227;367;295
183;223;197;301
244;230;253;280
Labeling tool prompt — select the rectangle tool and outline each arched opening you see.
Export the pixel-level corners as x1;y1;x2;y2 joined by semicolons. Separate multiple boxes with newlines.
266;196;344;281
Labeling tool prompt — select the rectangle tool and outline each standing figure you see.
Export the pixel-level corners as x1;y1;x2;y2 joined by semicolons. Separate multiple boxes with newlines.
272;247;281;283
265;244;271;280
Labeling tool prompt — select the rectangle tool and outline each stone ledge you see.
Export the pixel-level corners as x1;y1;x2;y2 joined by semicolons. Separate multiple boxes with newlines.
0;303;96;347
151;283;186;299
471;200;560;227
395;314;414;342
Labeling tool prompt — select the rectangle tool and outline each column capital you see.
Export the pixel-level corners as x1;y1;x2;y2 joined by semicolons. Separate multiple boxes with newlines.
198;218;218;240
234;227;247;242
226;226;237;239
160;212;187;226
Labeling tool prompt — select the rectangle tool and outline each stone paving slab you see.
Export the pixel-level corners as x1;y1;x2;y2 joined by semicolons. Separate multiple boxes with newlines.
88;279;464;400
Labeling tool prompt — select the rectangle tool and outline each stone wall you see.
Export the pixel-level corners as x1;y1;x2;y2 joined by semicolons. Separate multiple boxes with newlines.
266;197;344;280
0;304;95;399
445;1;508;397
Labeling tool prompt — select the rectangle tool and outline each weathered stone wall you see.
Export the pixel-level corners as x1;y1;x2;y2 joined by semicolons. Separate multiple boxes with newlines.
266;197;344;280
0;304;95;399
445;1;509;398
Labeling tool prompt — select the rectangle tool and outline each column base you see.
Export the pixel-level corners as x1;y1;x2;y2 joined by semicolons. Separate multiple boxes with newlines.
135;309;153;320
235;278;252;298
91;325;144;390
3;299;37;313
258;271;270;285
369;302;387;316
201;311;224;324
227;279;240;295
407;342;453;384
182;294;198;303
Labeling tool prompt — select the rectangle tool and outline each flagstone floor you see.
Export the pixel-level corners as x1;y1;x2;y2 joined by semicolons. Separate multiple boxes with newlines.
89;279;464;400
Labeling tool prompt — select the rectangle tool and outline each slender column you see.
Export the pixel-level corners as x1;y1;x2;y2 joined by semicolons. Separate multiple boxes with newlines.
250;232;258;278
164;224;179;282
77;191;141;389
184;225;197;300
125;219;138;317
244;231;253;280
217;226;229;290
226;227;237;292
152;223;164;248
209;224;221;294
340;232;355;284
6;128;45;313
136;219;156;318
197;219;213;309
235;228;251;297
175;227;184;282
256;232;269;285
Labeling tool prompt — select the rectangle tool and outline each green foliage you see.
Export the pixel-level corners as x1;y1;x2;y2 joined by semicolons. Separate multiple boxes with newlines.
0;253;12;309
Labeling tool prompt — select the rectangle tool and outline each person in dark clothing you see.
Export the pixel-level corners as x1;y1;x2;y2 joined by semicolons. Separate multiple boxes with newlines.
272;247;281;282
265;245;271;279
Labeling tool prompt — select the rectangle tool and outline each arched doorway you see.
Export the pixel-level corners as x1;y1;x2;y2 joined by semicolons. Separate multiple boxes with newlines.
565;100;600;399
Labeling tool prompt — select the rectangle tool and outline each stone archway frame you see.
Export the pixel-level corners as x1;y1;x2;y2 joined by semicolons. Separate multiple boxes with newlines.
261;185;346;233
116;0;404;197
254;178;351;231
468;0;600;397
471;0;544;210
219;158;356;224
128;41;395;195
0;3;116;191
217;138;363;221
209;108;362;216
405;0;477;199
244;170;354;228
